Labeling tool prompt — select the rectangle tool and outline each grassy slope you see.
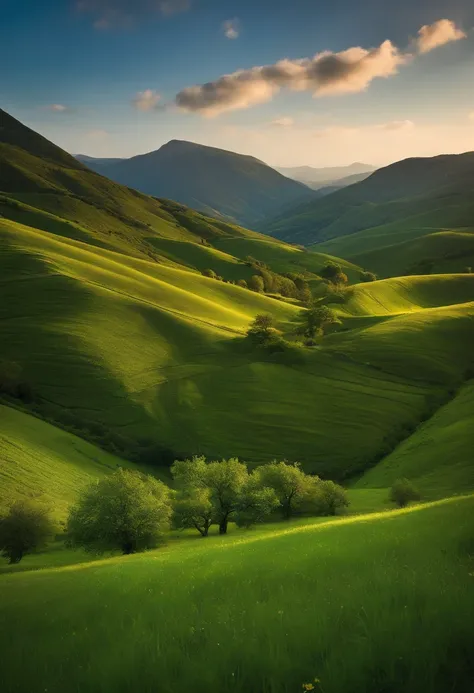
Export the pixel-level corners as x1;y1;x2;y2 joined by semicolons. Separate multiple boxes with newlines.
355;380;474;498
0;496;472;693
313;227;474;278
0;404;157;519
6;217;469;477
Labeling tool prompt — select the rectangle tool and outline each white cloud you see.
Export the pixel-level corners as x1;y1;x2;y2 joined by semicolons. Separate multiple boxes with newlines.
176;39;408;116
416;19;466;54
270;117;294;127
49;104;70;112
222;18;240;40
376;119;415;131
133;89;162;112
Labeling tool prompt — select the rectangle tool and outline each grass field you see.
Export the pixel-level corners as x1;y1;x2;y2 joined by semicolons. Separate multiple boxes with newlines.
0;495;472;693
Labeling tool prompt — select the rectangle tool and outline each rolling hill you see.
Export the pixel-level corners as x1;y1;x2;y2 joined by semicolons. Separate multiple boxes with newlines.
79;139;314;227
262;152;474;260
1;107;474;500
276;162;376;189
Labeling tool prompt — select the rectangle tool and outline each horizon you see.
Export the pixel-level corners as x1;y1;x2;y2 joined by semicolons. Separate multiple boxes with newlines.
2;0;474;167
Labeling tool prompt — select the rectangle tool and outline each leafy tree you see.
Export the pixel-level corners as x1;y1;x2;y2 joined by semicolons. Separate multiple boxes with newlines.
320;262;348;287
389;478;421;508
297;305;340;341
172;456;277;535
247;313;275;343
67;469;172;554
256;461;315;519
0;500;55;564
173;487;214;537
316;480;349;516
237;279;248;289
202;269;216;279
249;275;265;293
359;271;377;283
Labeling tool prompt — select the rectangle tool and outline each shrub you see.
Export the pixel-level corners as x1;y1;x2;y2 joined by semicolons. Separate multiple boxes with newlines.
0;500;55;564
359;271;377;283
315;480;349;515
237;279;248;289
389;478;421;508
202;269;216;279
67;469;172;554
248;275;265;292
320;262;348;287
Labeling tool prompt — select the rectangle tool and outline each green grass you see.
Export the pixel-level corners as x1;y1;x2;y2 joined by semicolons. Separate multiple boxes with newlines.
0;404;164;519
355;380;474;498
0;495;472;693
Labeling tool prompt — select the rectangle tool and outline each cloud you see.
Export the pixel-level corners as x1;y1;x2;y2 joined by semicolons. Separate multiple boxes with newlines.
49;104;70;113
376;119;415;131
76;0;191;29
85;129;109;139
133;89;162;111
270;117;294;127
312;120;415;138
222;18;240;40
416;19;466;54
175;39;408;116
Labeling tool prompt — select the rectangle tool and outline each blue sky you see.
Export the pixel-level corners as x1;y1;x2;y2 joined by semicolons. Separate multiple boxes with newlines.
2;0;474;166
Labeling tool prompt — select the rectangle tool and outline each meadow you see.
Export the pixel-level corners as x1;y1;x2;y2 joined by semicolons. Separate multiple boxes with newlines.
0;496;473;693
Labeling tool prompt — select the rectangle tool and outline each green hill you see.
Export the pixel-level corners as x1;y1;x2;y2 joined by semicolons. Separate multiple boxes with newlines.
261;152;474;256
0;495;472;693
79;139;315;227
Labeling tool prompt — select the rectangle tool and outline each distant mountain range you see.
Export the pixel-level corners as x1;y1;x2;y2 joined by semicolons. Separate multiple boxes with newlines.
276;162;376;191
261;152;474;248
77;141;315;228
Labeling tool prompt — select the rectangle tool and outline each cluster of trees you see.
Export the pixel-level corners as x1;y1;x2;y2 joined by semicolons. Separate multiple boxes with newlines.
0;461;349;563
202;256;312;304
247;304;340;349
0;468;424;564
359;270;378;283
319;262;348;288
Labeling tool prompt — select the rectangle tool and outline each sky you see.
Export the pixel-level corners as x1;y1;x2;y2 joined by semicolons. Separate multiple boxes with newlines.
1;0;474;167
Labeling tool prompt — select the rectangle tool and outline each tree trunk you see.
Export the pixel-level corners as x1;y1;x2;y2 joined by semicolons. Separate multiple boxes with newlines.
9;548;23;564
122;540;136;554
219;518;228;535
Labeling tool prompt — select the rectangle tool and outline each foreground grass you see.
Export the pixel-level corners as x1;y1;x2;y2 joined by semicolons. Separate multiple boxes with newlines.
0;496;473;693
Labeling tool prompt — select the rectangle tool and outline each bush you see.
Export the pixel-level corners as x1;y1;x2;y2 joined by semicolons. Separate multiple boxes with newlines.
315;480;349;516
0;500;55;564
237;279;248;289
389;478;421;508
67;469;172;554
248;275;265;292
202;269;216;279
359;271;377;283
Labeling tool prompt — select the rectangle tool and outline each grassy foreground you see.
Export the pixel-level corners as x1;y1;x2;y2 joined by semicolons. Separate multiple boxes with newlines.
0;496;473;693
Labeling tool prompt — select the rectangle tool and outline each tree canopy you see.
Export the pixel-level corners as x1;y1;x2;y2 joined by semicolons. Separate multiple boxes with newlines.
0;500;55;564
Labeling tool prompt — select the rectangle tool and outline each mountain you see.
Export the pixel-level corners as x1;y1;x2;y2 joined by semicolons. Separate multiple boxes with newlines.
315;171;375;195
75;154;125;170
79;139;315;227
276;162;376;189
261;152;474;253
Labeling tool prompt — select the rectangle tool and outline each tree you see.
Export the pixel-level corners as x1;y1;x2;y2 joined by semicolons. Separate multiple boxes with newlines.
173;488;214;537
320;262;348;287
389;478;421;508
247;313;275;344
67;469;172;554
248;275;264;293
171;456;277;535
256;461;316;519
202;269;216;279
316;480;349;516
359;271;377;283
237;279;248;289
235;474;280;528
0;500;55;564
297;305;340;341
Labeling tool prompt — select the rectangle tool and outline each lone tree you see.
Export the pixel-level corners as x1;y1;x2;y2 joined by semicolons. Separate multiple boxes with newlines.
297;305;340;341
389;478;421;508
67;469;172;554
247;313;275;344
248;275;264;293
320;262;348;287
171;456;278;535
0;500;55;564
